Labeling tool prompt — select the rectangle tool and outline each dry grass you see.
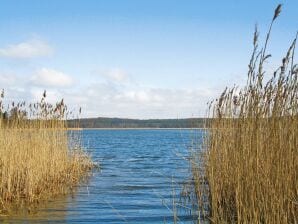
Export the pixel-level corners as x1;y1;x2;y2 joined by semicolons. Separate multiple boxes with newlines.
192;5;298;223
0;91;93;213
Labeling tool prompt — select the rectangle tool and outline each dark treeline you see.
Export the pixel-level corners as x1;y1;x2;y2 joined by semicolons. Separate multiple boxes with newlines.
68;117;207;128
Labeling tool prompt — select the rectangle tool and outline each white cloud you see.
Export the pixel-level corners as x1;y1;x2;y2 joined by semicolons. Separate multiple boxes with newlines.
31;68;73;87
52;67;218;118
0;39;53;59
74;83;215;118
96;68;129;83
0;73;17;86
0;66;218;118
0;79;215;118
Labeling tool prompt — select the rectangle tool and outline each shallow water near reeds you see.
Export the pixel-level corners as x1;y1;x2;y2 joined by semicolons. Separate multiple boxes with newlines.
1;129;202;223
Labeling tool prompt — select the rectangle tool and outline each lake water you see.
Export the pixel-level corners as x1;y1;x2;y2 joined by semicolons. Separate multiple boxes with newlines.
2;129;202;223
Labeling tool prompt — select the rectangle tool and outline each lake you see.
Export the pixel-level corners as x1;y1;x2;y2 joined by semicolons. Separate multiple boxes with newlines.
2;129;202;223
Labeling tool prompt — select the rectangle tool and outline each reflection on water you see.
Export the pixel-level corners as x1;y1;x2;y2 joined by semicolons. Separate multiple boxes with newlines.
1;129;201;223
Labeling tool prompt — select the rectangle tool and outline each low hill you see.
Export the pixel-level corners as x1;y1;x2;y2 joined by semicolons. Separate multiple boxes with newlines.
68;117;206;128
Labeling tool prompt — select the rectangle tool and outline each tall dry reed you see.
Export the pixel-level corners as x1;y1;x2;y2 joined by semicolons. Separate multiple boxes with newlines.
192;4;297;223
0;90;93;213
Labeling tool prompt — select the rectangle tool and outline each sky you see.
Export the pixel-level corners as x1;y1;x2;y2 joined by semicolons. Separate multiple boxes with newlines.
0;0;297;119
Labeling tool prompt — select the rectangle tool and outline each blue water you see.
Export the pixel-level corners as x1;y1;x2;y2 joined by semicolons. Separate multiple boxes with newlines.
2;129;201;223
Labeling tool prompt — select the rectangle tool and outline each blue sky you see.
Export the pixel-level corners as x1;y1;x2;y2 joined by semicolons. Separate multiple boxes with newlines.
0;0;297;118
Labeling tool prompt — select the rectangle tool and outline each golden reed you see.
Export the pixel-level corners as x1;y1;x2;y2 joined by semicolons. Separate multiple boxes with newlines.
192;5;297;223
0;90;93;213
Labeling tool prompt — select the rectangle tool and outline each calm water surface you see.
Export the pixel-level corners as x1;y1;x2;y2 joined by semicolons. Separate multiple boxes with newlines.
2;129;201;223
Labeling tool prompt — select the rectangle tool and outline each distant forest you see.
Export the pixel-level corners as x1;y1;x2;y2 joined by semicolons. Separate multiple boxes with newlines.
68;117;206;128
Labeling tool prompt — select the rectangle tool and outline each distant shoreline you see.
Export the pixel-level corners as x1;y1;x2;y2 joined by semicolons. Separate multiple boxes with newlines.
67;117;206;129
68;127;207;130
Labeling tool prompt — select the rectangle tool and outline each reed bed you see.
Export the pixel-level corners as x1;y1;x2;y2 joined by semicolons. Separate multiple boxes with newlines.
192;5;298;223
0;91;93;213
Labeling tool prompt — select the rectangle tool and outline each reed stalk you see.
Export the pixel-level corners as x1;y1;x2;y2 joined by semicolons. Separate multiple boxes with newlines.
193;5;298;223
0;90;93;213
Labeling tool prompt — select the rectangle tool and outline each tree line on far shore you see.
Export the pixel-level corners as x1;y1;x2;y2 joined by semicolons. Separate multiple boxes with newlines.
68;117;206;128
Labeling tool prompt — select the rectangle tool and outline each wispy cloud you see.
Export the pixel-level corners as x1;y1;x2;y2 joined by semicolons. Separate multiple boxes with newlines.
73;80;215;118
95;68;130;84
0;39;53;59
0;73;18;86
1;66;216;118
30;68;73;87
